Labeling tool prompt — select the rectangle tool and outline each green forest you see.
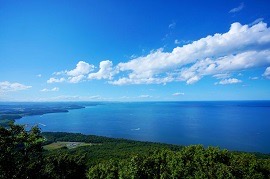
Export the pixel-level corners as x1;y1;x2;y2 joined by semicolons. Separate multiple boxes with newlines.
1;124;270;179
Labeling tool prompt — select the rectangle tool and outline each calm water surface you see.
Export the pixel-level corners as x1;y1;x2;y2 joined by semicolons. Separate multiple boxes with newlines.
16;101;270;153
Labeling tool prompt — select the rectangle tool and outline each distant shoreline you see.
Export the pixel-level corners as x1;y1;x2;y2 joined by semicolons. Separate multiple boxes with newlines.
1;100;270;104
0;104;88;127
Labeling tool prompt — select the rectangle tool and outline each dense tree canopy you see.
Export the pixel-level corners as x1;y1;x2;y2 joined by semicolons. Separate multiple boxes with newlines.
1;124;270;178
87;145;270;178
0;124;43;179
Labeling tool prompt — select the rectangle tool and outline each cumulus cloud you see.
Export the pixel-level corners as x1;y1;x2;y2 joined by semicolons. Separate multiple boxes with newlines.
229;3;244;13
47;21;270;86
177;50;270;84
0;81;32;92
66;61;94;76
48;61;95;83
215;78;242;85
263;67;270;79
65;61;94;83
40;87;59;92
109;21;270;85
88;60;114;80
48;60;116;83
172;92;184;96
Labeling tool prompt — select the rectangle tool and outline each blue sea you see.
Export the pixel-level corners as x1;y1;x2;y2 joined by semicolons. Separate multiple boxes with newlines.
15;101;270;153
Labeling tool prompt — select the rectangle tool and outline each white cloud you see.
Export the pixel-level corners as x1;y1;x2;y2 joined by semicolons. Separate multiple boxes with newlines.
172;92;184;96
263;67;270;79
66;61;94;76
40;87;59;92
0;81;32;92
47;21;270;86
178;50;270;84
37;74;42;77
49;61;95;83
229;3;244;13
88;60;114;80
68;75;85;83
47;77;65;83
109;21;270;85
215;78;242;85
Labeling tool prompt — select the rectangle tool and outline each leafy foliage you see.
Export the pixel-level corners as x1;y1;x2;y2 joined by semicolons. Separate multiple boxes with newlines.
0;124;43;179
1;124;270;178
87;145;270;178
42;152;87;179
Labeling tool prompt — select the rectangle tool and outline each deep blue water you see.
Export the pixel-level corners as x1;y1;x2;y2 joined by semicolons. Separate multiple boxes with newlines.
15;101;270;153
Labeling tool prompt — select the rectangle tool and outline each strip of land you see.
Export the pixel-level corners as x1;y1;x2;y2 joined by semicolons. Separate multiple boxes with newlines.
0;103;90;127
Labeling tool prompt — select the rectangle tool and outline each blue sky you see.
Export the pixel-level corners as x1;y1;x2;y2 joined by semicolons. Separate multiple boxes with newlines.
1;0;270;101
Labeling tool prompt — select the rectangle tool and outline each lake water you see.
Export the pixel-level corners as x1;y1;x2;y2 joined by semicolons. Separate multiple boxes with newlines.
16;101;270;153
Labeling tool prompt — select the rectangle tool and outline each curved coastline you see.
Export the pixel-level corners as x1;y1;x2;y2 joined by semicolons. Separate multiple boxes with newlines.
0;103;86;126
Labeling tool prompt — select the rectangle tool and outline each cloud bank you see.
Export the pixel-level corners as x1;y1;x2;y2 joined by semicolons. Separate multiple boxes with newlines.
47;21;270;86
110;21;270;85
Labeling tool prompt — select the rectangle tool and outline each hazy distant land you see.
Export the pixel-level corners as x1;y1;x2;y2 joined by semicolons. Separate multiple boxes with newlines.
0;103;89;127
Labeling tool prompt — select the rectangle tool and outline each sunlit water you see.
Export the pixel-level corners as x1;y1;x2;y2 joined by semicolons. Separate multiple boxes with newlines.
16;101;270;153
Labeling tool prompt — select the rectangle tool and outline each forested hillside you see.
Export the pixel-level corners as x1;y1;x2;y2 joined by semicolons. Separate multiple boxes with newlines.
1;124;270;179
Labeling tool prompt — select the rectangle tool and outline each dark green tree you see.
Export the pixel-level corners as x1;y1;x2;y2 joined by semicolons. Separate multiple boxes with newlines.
87;145;270;179
0;124;44;179
87;159;119;179
43;152;87;179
